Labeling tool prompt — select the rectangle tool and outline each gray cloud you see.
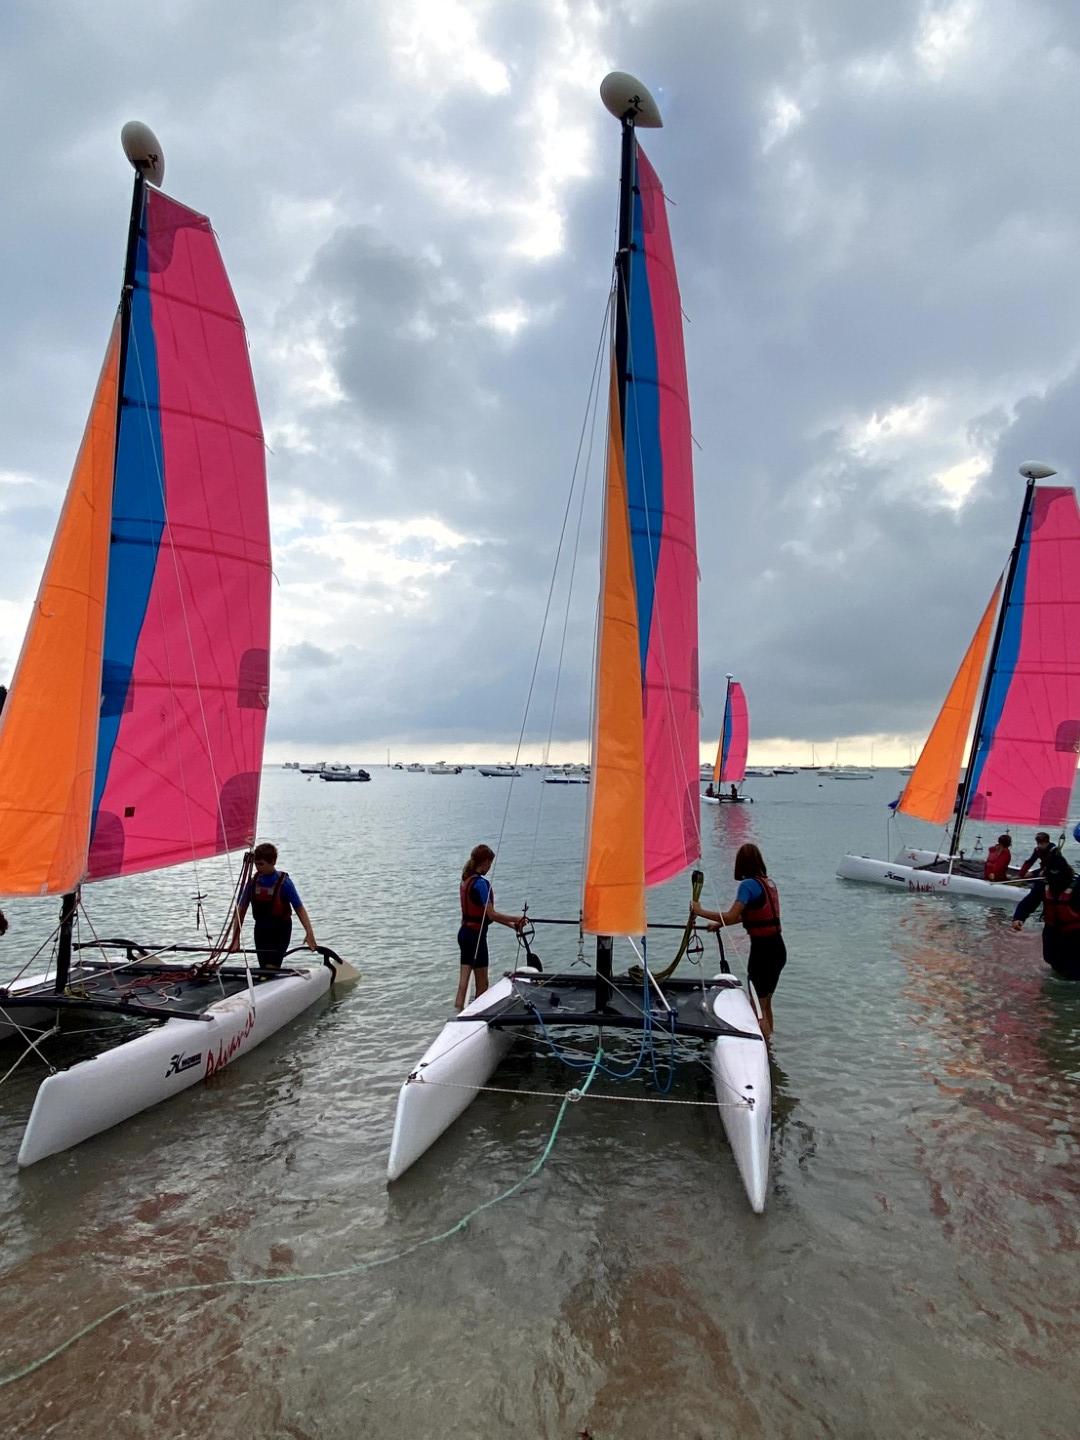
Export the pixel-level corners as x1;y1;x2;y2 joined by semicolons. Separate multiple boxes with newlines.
3;0;1080;758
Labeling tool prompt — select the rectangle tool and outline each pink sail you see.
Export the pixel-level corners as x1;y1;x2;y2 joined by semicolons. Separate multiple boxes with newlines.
966;487;1080;826
625;148;700;888
718;681;749;784
86;188;270;880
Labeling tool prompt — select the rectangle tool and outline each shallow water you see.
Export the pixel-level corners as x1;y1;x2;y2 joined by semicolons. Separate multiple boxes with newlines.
0;768;1077;1438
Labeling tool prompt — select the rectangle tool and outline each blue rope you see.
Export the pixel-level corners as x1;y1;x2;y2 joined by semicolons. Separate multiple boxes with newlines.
527;961;678;1092
0;1051;605;1390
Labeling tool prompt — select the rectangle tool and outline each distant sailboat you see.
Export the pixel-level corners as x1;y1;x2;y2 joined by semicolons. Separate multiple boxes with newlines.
838;464;1080;902
0;123;351;1167
703;676;750;803
388;72;770;1212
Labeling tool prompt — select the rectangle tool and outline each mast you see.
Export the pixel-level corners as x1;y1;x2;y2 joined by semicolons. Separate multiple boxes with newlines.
594;74;663;1005
55;125;164;994
948;463;1054;855
721;673;733;775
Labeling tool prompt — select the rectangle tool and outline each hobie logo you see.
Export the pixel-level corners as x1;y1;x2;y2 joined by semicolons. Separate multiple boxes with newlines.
205;1009;257;1080
165;1051;202;1078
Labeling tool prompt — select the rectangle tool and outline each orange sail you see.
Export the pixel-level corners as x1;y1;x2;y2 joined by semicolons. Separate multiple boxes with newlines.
583;368;646;935
898;578;1001;825
0;326;118;895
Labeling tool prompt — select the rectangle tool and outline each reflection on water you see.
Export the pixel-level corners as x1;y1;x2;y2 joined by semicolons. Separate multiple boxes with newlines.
1;769;1078;1436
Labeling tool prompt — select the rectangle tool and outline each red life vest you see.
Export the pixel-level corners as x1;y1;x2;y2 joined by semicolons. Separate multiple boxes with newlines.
742;877;781;939
460;874;491;931
984;846;1011;881
1042;888;1080;934
251;871;291;921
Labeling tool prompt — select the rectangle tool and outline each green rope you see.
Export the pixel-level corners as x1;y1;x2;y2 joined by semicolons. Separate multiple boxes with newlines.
629;867;704;984
0;1050;604;1389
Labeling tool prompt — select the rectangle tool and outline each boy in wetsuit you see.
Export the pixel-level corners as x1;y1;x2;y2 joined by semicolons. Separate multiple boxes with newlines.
231;842;318;969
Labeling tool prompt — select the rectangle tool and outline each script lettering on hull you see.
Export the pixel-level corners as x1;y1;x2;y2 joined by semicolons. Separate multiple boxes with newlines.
205;1009;257;1080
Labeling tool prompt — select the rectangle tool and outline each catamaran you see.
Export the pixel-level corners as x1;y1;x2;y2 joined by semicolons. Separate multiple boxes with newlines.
388;74;771;1213
703;675;749;804
838;463;1080;902
0;123;353;1167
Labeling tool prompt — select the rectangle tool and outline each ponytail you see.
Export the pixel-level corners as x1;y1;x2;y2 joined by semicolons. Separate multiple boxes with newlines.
461;843;495;882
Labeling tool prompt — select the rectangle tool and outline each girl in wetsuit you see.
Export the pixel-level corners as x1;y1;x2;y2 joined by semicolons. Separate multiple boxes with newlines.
231;842;318;969
691;841;787;1039
456;843;524;1010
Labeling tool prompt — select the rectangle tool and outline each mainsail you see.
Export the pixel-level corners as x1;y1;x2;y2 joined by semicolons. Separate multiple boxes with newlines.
965;487;1080;825
583;137;699;934
898;483;1080;836
0;183;270;897
714;678;748;785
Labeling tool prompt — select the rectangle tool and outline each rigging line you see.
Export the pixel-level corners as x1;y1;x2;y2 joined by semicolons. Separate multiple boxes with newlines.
0;1022;61;1083
526;292;611;897
485;290;614;913
0;1050;605;1390
411;1078;747;1107
4;918;65;987
125;323;241;894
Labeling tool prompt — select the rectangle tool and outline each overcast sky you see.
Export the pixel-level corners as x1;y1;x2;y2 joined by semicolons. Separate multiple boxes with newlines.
2;0;1078;763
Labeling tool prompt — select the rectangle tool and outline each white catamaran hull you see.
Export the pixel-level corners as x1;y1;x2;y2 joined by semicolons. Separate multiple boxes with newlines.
388;969;772;1212
387;971;531;1181
17;964;332;1166
710;980;770;1213
836;848;1034;903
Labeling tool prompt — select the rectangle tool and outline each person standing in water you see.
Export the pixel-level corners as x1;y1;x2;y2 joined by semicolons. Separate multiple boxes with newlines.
231;842;318;969
1011;856;1080;980
691;842;786;1038
457;844;524;1010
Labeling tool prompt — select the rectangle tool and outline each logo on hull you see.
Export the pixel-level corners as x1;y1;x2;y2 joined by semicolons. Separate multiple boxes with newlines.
165;1051;202;1078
